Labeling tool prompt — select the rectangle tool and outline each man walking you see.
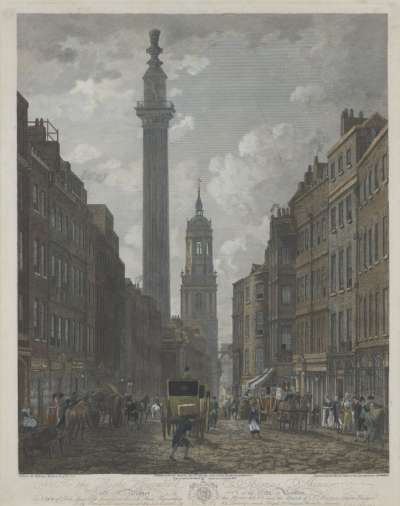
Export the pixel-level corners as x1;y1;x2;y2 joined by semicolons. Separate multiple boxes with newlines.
170;416;193;461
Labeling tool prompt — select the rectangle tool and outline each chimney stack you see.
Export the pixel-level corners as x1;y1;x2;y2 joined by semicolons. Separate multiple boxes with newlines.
341;107;366;136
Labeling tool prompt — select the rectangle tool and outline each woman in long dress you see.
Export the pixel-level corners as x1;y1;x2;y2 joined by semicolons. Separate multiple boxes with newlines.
342;393;353;433
248;402;261;438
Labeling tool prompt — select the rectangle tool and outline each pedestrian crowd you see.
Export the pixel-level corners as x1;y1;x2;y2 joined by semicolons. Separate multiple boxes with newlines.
322;393;385;446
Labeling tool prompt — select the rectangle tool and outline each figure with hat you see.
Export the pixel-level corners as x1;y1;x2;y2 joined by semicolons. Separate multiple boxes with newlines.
248;399;261;438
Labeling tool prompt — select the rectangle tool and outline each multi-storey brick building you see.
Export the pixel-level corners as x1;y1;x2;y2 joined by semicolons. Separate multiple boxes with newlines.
290;157;329;407
231;110;389;410
89;205;125;383
265;207;297;385
355;125;388;409
17;92;129;420
17;93;32;411
232;263;269;396
232;277;245;398
327;109;386;399
123;279;162;398
27;117;98;413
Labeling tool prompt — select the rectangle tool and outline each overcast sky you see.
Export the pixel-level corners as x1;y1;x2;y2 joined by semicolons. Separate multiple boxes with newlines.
17;14;387;343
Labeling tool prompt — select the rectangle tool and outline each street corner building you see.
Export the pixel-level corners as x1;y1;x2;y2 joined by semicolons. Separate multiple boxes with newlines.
232;108;389;424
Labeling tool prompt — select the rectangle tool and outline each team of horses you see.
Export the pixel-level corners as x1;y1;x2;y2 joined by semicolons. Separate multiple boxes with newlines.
20;389;153;461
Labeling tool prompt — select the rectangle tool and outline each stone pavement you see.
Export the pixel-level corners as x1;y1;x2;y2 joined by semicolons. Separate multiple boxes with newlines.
20;418;388;474
309;425;389;452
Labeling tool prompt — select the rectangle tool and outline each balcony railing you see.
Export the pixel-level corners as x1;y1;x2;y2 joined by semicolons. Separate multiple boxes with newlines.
136;100;174;109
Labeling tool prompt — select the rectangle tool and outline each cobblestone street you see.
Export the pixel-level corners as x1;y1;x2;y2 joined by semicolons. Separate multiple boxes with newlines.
20;419;389;474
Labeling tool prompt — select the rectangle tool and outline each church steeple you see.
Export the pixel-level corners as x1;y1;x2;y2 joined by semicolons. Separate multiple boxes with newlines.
180;182;218;396
195;179;204;216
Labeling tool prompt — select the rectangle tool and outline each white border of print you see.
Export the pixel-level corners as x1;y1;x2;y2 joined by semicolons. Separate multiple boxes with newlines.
1;1;399;506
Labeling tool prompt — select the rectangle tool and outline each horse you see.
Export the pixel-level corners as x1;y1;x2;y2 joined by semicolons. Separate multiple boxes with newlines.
151;402;161;419
91;390;123;427
64;400;91;443
126;400;140;431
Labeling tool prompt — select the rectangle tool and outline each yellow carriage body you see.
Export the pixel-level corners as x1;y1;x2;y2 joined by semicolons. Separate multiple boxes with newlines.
161;380;206;440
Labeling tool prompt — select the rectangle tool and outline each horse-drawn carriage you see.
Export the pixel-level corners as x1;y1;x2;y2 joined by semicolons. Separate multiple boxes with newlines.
274;393;311;432
161;380;209;440
90;383;123;427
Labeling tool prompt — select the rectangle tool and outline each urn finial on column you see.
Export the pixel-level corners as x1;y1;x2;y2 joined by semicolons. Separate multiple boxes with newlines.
146;28;163;66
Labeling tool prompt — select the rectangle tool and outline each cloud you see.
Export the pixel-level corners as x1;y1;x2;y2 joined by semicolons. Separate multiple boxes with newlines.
218;237;247;272
290;84;327;105
56;46;78;63
169;87;183;97
170;114;195;142
119;245;142;281
169;54;210;79
93;68;122;83
69;76;134;115
67;143;102;164
89;159;141;193
124;224;142;250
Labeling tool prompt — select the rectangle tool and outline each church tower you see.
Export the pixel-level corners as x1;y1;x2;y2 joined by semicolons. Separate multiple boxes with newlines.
181;183;219;395
136;29;175;324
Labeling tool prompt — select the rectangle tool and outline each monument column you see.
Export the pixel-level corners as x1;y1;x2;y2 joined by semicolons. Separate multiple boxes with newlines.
136;29;175;324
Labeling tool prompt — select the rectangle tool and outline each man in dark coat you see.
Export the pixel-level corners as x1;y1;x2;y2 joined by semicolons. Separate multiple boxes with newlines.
332;396;342;432
209;396;219;428
354;396;366;441
169;416;193;460
56;394;70;429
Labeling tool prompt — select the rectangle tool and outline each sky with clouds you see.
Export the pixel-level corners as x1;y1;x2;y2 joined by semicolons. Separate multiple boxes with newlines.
17;14;387;344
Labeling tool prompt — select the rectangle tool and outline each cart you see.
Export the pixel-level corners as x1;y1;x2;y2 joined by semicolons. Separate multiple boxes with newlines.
161;379;207;440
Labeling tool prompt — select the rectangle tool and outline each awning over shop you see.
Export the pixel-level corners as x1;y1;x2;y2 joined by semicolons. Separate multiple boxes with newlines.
249;368;275;390
245;368;275;391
